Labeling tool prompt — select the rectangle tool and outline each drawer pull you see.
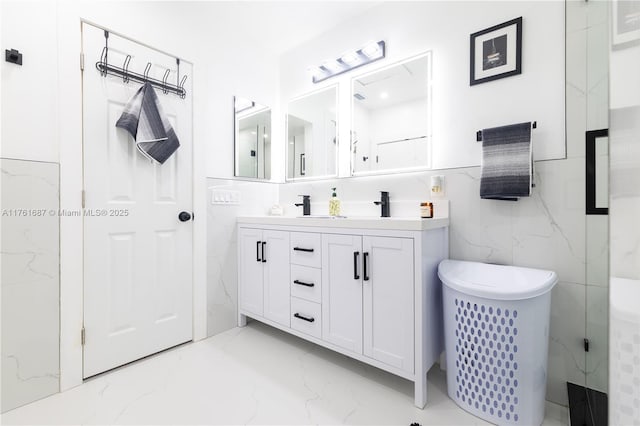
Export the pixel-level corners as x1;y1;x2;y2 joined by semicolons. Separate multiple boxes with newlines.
256;241;261;262
293;279;315;287
294;313;315;323
262;241;267;263
293;247;314;253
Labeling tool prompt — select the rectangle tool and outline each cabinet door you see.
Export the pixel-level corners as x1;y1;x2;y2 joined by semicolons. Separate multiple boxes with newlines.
322;234;363;353
363;236;414;373
238;228;264;316
263;230;291;327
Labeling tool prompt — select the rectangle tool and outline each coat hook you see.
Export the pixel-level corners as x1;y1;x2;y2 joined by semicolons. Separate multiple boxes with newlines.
98;46;108;76
122;55;131;83
162;69;170;94
5;48;23;66
179;75;187;98
143;62;152;81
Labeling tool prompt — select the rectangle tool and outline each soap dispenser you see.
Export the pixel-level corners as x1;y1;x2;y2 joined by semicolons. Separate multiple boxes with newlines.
329;187;341;216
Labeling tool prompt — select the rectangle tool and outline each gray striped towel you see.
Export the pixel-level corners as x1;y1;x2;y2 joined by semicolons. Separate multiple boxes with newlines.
116;83;179;164
480;122;532;200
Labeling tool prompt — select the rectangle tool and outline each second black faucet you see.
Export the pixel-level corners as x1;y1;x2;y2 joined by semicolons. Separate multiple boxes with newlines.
295;195;311;216
374;191;390;217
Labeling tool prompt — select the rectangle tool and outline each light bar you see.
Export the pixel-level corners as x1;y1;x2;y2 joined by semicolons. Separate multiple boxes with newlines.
311;40;386;84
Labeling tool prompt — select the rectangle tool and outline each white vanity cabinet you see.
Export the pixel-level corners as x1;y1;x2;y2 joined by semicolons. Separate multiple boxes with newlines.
238;228;290;327
322;234;414;372
237;217;448;408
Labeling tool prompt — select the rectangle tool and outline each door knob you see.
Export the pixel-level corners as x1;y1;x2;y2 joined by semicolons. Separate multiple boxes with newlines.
178;211;192;222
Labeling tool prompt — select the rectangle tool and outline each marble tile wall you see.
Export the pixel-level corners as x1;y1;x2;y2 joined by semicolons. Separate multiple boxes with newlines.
1;158;60;412
206;179;279;337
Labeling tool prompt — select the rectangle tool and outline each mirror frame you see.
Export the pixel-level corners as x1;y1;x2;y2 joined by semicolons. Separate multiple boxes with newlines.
233;95;273;181
285;84;340;182
350;51;433;177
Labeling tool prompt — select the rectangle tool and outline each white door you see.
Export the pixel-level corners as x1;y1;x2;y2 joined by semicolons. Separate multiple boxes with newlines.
363;236;414;372
262;230;291;326
238;228;264;316
82;23;193;378
322;234;363;353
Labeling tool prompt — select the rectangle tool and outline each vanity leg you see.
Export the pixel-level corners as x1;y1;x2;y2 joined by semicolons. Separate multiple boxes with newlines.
238;313;247;327
414;372;427;408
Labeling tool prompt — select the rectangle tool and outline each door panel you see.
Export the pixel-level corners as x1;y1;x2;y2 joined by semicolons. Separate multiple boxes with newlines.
82;23;193;378
263;230;291;326
238;228;264;316
363;236;414;373
322;234;363;353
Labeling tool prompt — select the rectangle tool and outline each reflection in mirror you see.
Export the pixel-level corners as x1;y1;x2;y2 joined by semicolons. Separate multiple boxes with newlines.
351;52;432;175
595;136;609;209
286;86;338;180
234;96;271;179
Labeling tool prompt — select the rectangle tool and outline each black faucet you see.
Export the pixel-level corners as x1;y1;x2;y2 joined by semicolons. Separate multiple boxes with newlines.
295;195;311;216
373;191;390;217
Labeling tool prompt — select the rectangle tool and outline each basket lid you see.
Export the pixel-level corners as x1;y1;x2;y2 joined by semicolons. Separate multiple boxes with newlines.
438;259;557;300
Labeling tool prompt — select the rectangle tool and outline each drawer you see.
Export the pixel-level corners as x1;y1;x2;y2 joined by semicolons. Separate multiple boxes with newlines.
290;264;322;304
290;232;321;268
290;297;321;339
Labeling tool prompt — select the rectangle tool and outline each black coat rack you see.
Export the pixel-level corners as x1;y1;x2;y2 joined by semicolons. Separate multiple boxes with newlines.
95;30;187;98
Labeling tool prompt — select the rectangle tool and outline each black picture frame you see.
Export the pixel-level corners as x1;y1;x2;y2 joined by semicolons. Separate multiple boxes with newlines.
586;129;609;215
470;17;522;86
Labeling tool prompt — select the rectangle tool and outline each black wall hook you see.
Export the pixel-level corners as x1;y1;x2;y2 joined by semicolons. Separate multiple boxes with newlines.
5;49;22;65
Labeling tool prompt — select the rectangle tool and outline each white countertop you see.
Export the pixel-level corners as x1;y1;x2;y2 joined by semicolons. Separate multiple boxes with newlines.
237;215;449;231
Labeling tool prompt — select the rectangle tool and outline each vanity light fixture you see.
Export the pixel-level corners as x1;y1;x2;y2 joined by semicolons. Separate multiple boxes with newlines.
310;40;386;84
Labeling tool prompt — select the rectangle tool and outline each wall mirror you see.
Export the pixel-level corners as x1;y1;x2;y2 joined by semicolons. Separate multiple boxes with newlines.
286;85;338;180
234;96;271;179
351;52;432;175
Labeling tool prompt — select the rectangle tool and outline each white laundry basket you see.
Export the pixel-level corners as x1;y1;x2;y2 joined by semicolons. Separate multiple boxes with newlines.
438;260;557;426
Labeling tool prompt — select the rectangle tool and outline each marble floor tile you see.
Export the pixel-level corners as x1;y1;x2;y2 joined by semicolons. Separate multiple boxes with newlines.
1;321;568;425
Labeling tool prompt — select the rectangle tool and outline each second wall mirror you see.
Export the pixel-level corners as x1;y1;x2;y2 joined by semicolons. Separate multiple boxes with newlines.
286;85;338;180
234;96;271;180
351;52;432;175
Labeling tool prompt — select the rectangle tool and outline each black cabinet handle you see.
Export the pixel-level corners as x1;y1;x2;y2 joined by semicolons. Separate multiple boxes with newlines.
262;241;267;263
294;313;315;323
256;241;261;262
353;251;360;280
363;252;370;281
293;280;314;287
293;247;314;253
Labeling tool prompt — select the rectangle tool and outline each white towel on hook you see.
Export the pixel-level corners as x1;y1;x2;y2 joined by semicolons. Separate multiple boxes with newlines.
116;82;180;164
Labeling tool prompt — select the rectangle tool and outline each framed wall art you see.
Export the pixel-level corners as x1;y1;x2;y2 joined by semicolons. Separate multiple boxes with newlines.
470;17;522;86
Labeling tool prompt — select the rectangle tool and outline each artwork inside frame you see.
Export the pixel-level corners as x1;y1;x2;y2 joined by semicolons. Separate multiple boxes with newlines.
612;0;640;48
470;17;522;86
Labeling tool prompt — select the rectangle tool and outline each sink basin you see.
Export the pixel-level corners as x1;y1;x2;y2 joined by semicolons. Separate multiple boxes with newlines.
297;215;348;219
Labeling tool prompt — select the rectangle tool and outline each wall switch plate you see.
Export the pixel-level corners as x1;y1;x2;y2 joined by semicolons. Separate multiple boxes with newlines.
210;189;240;205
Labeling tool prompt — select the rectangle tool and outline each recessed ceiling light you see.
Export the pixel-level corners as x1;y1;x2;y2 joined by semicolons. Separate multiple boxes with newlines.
380;92;389;99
